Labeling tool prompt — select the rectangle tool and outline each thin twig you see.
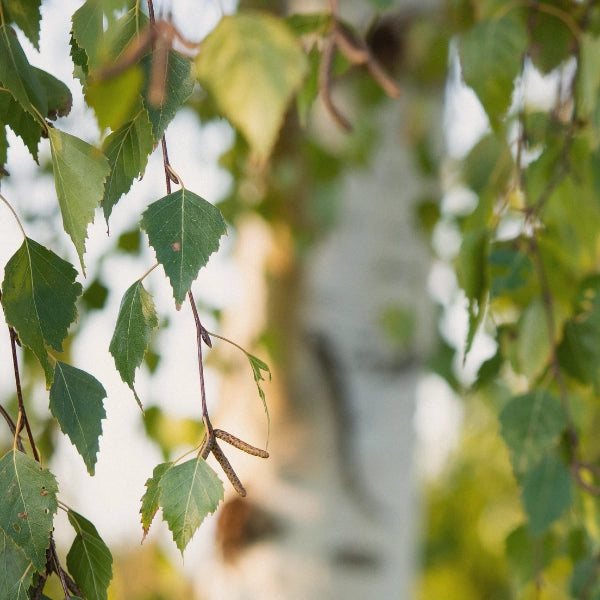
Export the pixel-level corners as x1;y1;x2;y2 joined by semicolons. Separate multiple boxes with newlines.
0;402;25;452
9;326;40;462
189;292;211;426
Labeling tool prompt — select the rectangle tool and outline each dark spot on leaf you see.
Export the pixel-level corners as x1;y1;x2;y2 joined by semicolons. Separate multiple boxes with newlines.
13;523;20;532
18;511;27;519
171;241;181;251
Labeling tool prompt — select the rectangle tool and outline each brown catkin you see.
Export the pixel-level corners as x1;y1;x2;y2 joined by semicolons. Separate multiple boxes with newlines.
212;441;247;497
214;429;269;458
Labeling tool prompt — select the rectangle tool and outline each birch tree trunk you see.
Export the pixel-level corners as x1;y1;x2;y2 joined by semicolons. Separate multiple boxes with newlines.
195;2;442;597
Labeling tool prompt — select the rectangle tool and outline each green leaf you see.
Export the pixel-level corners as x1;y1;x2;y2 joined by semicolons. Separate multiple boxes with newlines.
142;51;195;141
499;391;567;480
522;454;572;536
1;238;83;386
140;462;172;540
513;299;553;380
140;188;227;307
459;15;527;129
49;362;107;476
109;279;158;405
1;0;42;49
0;90;41;161
576;33;600;122
195;11;308;161
247;352;271;444
0;527;34;600
86;67;143;131
455;228;488;355
0;450;58;571
48;128;110;273
0;23;47;121
34;67;73;120
70;0;103;72
66;510;113;600
557;275;600;389
158;457;223;553
102;110;154;222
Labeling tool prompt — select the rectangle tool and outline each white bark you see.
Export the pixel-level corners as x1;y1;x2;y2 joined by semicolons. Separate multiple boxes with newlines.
194;3;441;598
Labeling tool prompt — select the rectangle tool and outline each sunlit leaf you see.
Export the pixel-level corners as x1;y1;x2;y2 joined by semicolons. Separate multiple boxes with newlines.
49;362;107;475
66;510;113;600
159;457;223;553
140;462;172;540
109;279;158;407
0;23;47;121
102;109;154;222
195;11;308;160
48;128;110;273
522;454;572;536
140;188;227;308
71;0;103;71
0;527;34;600
1;238;82;386
0;450;58;572
499;391;567;479
459;15;527;129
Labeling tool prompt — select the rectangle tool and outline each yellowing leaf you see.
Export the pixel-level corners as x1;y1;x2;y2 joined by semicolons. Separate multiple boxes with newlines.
195;11;308;161
48;128;110;273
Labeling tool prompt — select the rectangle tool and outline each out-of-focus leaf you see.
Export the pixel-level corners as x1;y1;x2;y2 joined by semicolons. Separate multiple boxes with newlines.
522;454;572;536
195;11;308;160
0;450;58;572
48;128;110;273
459;15;527;129
49;362;107;475
499;390;567;479
140;188;227;308
1;238;82;386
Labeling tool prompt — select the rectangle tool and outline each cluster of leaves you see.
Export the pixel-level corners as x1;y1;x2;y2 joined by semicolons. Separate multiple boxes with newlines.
0;0;403;596
426;0;600;596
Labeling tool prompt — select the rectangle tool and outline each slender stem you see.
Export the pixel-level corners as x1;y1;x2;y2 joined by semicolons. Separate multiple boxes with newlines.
139;262;159;282
9;327;40;462
188;292;212;430
50;536;72;599
1;402;25;452
0;193;27;238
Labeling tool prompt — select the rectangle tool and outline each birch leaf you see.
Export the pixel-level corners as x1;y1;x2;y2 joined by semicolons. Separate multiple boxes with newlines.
159;458;223;553
49;362;107;475
66;510;113;600
0;450;58;572
195;11;308;161
0;528;34;600
102;110;154;222
48;128;110;273
1;0;42;49
109;279;158;406
0;23;47;120
140;462;172;540
1;238;82;386
140;189;227;308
